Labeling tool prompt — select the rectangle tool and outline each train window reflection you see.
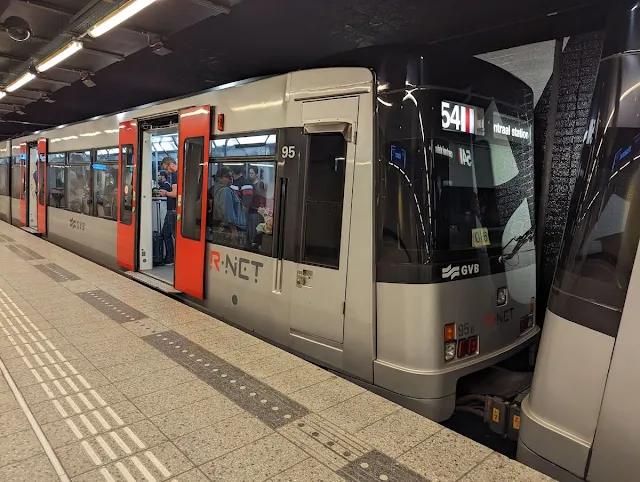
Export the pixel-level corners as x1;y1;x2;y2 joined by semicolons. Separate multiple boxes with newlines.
120;144;134;225
67;151;91;215
301;133;347;268
181;137;204;241
95;148;118;221
47;153;66;208
554;128;640;313
206;161;276;254
10;156;20;200
211;133;277;158
0;158;9;197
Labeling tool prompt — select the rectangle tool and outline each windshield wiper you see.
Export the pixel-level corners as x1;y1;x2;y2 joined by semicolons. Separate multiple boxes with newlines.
499;226;535;263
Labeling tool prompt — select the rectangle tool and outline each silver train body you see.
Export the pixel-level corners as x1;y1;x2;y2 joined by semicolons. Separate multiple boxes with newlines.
0;49;538;421
518;3;640;480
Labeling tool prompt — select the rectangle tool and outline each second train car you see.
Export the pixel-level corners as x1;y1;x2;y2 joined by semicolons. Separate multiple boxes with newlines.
0;46;539;421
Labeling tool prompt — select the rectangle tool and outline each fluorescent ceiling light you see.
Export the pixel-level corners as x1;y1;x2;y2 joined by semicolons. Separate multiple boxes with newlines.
36;41;83;73
6;72;36;92
88;0;157;38
0;92;5;100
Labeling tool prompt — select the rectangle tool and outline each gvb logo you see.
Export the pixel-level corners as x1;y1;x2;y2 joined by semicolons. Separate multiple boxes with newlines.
442;263;480;281
442;264;460;280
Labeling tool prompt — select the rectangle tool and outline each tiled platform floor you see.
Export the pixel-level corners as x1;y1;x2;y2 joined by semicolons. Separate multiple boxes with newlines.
0;223;552;482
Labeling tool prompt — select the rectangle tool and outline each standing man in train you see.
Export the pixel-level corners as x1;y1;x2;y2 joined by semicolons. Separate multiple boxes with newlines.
159;157;178;265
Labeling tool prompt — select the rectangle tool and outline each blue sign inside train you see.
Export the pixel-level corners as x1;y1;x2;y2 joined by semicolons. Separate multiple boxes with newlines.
390;144;406;168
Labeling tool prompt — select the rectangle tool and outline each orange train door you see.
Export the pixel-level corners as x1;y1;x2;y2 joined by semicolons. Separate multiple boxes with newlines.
117;120;138;271
174;105;211;299
37;138;47;235
19;143;27;226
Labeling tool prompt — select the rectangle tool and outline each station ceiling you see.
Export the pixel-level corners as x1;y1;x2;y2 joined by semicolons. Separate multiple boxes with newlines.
0;0;619;139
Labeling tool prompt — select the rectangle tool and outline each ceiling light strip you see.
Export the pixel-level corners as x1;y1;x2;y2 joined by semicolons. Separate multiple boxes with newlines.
88;0;157;38
36;41;83;73
6;73;36;93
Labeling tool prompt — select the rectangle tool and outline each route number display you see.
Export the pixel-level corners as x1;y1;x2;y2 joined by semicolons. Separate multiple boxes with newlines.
441;101;485;136
472;227;490;248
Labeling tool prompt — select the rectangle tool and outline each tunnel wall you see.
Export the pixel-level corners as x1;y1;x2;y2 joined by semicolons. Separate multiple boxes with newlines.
534;32;604;321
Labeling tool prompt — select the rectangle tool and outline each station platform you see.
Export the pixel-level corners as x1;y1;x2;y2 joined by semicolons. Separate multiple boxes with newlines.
0;223;551;482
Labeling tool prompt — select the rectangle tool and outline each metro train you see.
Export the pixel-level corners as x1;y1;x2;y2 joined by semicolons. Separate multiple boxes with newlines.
0;46;538;421
518;2;640;481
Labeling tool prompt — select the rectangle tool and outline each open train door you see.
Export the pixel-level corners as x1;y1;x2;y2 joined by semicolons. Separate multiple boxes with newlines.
117;120;138;271
174;105;211;299
37;138;47;235
19;143;27;226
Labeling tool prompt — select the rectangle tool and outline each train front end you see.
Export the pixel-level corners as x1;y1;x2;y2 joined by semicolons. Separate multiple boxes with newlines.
372;52;539;421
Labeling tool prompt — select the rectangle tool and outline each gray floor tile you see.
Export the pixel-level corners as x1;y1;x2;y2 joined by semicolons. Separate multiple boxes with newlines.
268;457;344;482
99;355;178;383
0;428;44;467
132;379;218;417
200;432;308;482
115;365;196;399
354;409;443;458
172;467;212;482
0;408;31;437
0;389;19;412
263;364;335;395
397;429;493;482
320;391;401;434
288;376;365;412
150;394;242;439
459;453;553;482
0;453;58;482
175;412;272;465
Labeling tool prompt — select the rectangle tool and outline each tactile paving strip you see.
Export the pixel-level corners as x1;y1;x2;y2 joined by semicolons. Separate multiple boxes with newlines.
76;290;147;323
338;451;427;482
6;244;35;260
0;234;14;242
143;331;310;429
34;263;81;282
14;244;44;259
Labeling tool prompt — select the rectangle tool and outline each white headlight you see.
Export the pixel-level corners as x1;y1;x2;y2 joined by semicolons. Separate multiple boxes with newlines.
445;342;456;362
497;287;508;306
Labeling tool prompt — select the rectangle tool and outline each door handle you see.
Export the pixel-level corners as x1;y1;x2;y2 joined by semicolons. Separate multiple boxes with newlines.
296;269;313;288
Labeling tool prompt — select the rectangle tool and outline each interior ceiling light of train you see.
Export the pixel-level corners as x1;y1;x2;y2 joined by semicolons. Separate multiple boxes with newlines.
0;0;237;127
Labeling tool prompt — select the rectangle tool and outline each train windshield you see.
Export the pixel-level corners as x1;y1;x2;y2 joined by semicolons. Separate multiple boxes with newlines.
378;88;534;275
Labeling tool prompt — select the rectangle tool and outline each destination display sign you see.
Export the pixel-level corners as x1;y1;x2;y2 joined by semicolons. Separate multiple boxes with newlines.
491;112;531;144
441;101;486;136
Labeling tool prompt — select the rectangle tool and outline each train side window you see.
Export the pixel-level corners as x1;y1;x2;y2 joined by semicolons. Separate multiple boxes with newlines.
95;148;119;221
206;161;276;253
10;156;20;200
301;133;347;268
47;153;66;208
0;158;9;196
181;137;204;241
120;144;134;225
67;151;91;215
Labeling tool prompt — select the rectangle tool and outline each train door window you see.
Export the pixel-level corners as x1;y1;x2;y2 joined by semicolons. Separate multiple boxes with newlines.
47;153;66;208
10;156;20;199
0;158;9;196
301;133;347;268
181;137;204;241
120;144;134;225
37;155;45;205
67;151;91;215
95;148;119;220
